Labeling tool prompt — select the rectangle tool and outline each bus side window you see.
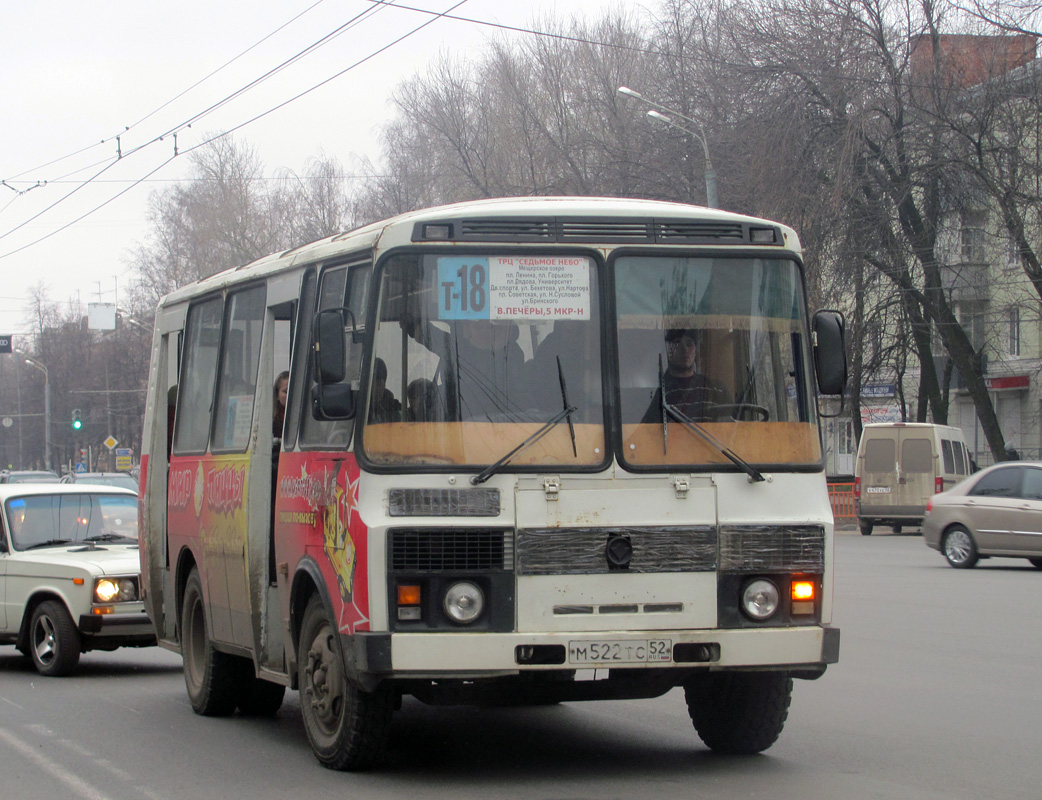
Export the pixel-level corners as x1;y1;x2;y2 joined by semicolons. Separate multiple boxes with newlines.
212;285;267;453
172;297;224;454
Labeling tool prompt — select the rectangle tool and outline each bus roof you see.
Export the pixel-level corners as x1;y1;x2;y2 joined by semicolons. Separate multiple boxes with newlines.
156;196;802;308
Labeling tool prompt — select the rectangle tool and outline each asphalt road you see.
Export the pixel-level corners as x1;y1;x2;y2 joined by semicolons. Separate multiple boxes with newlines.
2;531;1039;799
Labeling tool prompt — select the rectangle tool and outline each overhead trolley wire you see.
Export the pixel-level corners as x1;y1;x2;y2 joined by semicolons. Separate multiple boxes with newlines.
2;0;334;186
0;0;471;260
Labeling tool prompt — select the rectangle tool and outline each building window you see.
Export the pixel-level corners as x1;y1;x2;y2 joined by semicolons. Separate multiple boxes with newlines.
1009;307;1021;356
960;210;987;263
960;304;987;352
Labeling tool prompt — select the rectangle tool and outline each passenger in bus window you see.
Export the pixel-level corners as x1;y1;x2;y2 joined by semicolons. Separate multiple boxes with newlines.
642;328;730;423
368;358;402;423
273;371;289;438
451;320;525;420
400;315;526;421
406;378;438;421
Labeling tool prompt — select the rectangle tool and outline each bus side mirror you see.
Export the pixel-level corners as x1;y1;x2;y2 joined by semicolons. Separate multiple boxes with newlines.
312;308;356;420
813;309;847;396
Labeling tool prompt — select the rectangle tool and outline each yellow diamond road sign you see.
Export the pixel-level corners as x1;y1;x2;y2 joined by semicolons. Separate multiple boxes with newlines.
103;435;119;450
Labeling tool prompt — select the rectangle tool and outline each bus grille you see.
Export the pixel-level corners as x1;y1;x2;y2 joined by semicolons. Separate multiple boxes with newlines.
390;529;514;571
517;526;717;575
718;525;825;572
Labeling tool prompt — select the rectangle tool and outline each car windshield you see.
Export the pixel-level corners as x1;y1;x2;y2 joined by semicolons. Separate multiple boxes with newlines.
5;471;60;484
5;494;139;550
614;255;821;469
76;474;139;492
361;252;604;468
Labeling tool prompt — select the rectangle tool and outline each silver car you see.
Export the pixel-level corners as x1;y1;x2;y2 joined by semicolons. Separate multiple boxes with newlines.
923;461;1042;569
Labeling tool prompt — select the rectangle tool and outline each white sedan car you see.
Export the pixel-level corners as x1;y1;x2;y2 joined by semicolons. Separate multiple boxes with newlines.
0;484;155;675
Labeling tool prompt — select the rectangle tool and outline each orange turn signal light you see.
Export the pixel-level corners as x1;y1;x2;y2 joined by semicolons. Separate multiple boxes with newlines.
791;580;815;601
72;578;85;585
397;585;421;606
790;580;816;615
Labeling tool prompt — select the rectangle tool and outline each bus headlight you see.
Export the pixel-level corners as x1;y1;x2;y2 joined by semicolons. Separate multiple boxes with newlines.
443;581;484;625
93;576;139;603
741;578;779;621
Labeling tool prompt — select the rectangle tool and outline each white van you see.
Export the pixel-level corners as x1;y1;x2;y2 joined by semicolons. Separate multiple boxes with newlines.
855;422;972;535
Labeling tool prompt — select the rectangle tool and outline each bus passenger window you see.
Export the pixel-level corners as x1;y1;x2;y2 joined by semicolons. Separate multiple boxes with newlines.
212;285;266;453
173;297;223;454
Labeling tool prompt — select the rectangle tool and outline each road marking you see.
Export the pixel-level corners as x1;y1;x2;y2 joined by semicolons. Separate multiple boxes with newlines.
0;728;108;800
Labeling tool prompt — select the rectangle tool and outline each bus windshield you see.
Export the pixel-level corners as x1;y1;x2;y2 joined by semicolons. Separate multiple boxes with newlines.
615;254;821;468
362;252;605;468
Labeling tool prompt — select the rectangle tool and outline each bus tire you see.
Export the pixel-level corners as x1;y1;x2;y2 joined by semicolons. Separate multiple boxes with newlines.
181;567;240;716
683;671;792;754
29;600;81;677
236;675;286;716
298;595;393;770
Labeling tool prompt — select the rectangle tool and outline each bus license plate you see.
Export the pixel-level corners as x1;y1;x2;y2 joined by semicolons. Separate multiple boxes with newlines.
568;639;672;664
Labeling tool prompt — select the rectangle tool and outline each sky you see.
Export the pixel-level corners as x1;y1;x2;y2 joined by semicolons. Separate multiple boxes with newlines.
0;0;636;340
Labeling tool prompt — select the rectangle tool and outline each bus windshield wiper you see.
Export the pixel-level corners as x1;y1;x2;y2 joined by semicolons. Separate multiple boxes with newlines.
471;357;578;485
657;356;765;483
471;403;577;485
24;538;74;550
556;356;577;458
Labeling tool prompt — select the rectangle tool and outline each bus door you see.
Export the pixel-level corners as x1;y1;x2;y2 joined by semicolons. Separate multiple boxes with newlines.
246;272;300;671
210;285;267;646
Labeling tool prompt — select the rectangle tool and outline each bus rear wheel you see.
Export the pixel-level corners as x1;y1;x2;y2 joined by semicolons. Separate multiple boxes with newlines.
298;595;393;770
181;567;240;716
683;671;792;754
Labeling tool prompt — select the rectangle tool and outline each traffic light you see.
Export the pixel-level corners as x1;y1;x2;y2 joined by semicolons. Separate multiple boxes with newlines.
72;409;83;430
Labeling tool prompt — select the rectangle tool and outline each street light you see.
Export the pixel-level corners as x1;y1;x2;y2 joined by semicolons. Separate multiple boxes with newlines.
618;86;718;209
18;352;51;471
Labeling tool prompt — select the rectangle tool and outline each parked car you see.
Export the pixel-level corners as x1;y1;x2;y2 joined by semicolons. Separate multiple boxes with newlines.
0;484;155;675
0;469;61;484
923;461;1042;569
855;423;972;535
60;471;139;493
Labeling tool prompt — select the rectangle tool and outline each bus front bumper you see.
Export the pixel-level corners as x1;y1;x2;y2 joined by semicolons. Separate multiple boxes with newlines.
344;625;839;678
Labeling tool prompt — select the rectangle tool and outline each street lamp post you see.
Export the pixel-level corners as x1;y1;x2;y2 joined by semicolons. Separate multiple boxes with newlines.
618;86;718;209
20;353;51;471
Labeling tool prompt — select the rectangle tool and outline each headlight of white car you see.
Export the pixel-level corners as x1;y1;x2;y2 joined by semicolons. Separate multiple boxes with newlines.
93;576;140;603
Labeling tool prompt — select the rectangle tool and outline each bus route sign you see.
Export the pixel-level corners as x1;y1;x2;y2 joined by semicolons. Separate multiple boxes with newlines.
437;256;591;321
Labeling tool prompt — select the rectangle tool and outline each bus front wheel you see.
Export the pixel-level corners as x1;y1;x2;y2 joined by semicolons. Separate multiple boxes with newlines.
181;567;240;716
683;671;792;754
298;595;393;770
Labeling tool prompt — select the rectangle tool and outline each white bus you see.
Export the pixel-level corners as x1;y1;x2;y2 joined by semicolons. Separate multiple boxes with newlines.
138;196;847;770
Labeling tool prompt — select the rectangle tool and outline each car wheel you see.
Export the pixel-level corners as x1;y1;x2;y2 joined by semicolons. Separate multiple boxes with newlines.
859;519;873;536
1028;558;1042;570
298;595;393;770
892;525;902;534
942;525;979;569
29;600;81;677
683;671;792;754
181;567;242;715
